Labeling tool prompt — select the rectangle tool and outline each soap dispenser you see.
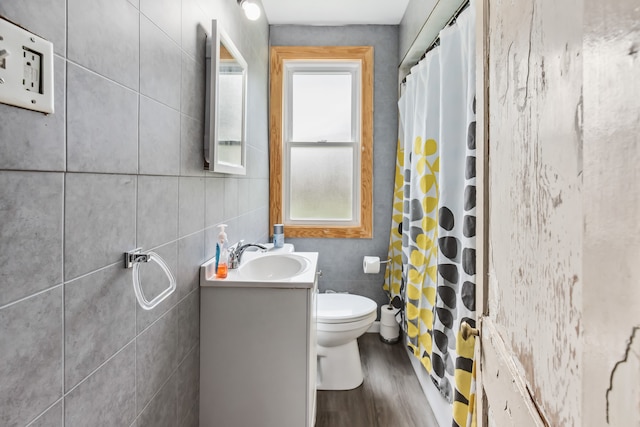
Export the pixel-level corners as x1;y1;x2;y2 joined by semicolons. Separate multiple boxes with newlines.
215;224;229;279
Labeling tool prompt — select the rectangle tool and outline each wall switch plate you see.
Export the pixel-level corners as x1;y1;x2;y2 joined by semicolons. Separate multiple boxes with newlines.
0;17;54;114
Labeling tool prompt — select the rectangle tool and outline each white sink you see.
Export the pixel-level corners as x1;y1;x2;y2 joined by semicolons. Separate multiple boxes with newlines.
200;251;318;289
239;253;311;281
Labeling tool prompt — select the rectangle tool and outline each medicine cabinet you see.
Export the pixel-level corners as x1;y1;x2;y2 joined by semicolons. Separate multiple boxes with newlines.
205;20;248;175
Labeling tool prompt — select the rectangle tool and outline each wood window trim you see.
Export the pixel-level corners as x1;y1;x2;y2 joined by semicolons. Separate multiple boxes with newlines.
269;46;373;239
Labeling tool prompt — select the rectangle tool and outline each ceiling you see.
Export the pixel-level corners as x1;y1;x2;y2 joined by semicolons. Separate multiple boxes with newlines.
260;0;411;25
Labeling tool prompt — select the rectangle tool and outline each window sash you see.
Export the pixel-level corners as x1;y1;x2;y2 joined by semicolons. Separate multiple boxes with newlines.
284;62;361;144
284;141;361;225
269;46;373;239
282;62;362;226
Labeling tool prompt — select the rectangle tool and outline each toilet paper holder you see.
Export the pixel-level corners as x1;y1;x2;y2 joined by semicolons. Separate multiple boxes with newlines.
363;256;391;265
362;256;391;274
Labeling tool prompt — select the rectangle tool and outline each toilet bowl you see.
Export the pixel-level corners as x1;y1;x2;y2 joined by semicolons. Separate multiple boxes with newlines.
316;293;377;390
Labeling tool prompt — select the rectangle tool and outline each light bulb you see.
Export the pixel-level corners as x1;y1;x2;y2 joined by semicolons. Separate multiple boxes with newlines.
241;0;261;21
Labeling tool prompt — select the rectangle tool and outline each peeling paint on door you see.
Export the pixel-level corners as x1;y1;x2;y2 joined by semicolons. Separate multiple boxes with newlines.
484;0;640;424
606;327;640;425
487;0;583;425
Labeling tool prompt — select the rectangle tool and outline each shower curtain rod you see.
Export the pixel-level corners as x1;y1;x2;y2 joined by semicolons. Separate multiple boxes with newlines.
401;0;470;85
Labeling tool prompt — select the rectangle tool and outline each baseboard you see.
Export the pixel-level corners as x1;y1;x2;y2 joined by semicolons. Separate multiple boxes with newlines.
366;320;380;333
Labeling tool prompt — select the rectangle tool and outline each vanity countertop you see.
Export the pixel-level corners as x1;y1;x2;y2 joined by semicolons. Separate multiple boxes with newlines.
200;251;319;289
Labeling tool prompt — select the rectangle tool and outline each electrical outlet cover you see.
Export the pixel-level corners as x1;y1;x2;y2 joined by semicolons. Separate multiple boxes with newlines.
0;17;54;114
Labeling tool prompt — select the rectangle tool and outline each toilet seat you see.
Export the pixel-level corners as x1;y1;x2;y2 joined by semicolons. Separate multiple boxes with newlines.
317;293;377;324
316;311;377;332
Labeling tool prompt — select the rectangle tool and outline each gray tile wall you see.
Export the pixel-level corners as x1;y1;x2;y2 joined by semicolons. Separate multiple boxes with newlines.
0;0;269;425
269;25;399;317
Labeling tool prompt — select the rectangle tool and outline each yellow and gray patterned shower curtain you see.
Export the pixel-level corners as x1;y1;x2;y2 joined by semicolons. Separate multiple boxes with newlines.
383;3;476;426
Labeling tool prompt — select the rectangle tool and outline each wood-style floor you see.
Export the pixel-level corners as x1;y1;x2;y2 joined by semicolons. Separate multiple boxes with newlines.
316;333;439;427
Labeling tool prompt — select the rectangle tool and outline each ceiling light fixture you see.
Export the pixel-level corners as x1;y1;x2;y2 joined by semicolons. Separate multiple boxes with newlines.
238;0;261;21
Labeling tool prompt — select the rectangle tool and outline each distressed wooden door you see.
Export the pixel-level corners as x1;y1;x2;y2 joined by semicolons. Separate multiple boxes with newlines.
473;0;582;425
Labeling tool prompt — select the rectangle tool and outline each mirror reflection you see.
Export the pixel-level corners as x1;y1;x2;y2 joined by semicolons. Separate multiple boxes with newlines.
218;42;244;167
205;20;248;175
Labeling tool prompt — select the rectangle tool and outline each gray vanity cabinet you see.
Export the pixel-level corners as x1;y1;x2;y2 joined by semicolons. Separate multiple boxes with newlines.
200;276;317;427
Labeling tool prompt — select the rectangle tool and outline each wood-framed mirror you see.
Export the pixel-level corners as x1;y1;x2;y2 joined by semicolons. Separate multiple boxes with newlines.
205;20;248;175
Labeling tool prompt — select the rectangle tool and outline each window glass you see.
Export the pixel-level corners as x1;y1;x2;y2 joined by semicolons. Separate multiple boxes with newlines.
289;146;354;221
291;73;352;142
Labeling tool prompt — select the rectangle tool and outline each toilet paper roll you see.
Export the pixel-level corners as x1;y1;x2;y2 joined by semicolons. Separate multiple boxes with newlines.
380;324;400;342
380;304;400;326
363;256;381;274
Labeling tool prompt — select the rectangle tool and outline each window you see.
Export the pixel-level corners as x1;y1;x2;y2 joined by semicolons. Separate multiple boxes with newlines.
270;46;373;238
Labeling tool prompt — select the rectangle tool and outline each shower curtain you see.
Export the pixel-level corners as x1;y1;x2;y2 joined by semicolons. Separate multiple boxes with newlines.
383;4;476;426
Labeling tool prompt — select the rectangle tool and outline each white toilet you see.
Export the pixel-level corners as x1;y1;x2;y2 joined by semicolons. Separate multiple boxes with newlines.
316;293;377;390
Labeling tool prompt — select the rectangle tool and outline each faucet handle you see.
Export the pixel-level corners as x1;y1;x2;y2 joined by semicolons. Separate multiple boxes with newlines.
228;242;267;269
230;239;244;253
228;240;244;269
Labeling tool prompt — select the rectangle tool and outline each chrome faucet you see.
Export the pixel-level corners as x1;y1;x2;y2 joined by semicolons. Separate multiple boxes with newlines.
229;242;267;269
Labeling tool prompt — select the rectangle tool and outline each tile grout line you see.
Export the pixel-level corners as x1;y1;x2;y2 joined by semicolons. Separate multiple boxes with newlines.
62;336;137;398
133;339;200;425
0;283;63;312
62;1;69;412
139;8;182;53
62;0;69;408
59;206;230;289
63;55;204;119
177;4;184;424
136;285;199;338
12;221;212;307
61;130;67;422
135;7;141;419
23;397;64;427
0;167;265;180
